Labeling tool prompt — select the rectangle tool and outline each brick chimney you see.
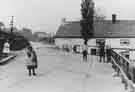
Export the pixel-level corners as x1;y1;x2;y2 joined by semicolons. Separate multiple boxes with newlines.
112;14;116;23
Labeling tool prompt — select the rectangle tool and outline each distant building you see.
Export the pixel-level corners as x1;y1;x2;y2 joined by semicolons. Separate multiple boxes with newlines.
34;32;49;39
3;41;10;53
55;15;135;61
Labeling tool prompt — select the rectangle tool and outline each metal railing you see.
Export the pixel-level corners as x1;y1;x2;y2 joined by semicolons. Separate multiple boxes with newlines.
110;49;135;91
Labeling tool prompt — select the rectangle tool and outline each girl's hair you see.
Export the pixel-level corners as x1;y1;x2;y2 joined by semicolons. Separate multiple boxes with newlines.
28;46;33;52
27;51;31;57
26;46;32;57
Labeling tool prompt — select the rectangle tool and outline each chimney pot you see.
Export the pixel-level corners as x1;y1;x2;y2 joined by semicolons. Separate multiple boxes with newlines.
112;14;116;23
61;18;66;24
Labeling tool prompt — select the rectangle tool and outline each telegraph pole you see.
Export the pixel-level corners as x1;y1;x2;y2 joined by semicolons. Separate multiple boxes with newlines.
10;16;14;34
9;16;14;48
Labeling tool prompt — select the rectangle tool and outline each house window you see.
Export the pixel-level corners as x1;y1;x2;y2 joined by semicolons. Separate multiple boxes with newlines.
76;45;82;53
96;39;105;46
120;39;130;45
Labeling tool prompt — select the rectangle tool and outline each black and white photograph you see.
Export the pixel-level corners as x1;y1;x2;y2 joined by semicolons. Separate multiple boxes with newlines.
0;0;135;92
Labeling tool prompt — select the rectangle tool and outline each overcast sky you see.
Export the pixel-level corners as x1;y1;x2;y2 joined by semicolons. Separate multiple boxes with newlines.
0;0;135;33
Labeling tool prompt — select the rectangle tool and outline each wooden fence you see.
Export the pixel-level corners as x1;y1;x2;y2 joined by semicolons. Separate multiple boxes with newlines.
110;49;135;91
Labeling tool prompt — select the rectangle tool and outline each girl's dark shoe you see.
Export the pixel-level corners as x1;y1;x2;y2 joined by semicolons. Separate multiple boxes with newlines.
33;73;37;76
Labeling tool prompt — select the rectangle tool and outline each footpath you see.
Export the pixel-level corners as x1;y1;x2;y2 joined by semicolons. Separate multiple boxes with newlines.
0;53;17;65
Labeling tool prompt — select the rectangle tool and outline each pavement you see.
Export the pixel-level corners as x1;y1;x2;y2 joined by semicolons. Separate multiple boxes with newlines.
0;42;127;92
0;53;17;65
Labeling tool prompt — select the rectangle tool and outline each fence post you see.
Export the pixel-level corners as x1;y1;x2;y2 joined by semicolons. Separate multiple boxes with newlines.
116;55;120;76
131;67;134;82
133;68;135;83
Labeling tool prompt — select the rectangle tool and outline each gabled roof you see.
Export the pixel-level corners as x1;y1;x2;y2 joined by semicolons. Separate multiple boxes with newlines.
56;21;81;38
55;20;135;38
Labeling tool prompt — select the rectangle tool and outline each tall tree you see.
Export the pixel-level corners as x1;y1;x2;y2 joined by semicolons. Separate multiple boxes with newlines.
81;0;94;45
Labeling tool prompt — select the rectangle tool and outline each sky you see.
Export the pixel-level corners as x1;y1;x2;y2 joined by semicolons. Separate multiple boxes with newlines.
0;0;135;33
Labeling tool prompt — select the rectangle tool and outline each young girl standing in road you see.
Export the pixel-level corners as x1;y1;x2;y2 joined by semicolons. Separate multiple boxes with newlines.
25;46;37;76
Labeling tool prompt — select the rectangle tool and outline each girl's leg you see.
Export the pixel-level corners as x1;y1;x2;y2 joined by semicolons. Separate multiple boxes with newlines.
28;68;31;76
86;55;87;61
83;55;85;61
32;67;36;75
99;56;101;62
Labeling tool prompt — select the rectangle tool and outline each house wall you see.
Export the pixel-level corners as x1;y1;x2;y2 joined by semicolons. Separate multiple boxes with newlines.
55;38;83;47
55;38;135;60
105;38;135;49
55;38;83;52
55;38;135;49
106;38;135;60
55;38;96;53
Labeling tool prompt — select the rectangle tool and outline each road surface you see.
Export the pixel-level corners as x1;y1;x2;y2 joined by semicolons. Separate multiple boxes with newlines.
0;42;126;92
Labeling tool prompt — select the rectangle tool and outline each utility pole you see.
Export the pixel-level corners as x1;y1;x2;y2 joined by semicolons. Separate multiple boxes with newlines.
10;16;14;34
9;16;14;49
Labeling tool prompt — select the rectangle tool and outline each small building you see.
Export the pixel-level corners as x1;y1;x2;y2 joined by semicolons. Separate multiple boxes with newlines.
55;15;135;61
3;41;10;53
34;32;49;38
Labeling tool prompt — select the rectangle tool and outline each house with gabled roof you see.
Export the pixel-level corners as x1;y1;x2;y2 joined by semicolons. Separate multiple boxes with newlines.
55;15;135;61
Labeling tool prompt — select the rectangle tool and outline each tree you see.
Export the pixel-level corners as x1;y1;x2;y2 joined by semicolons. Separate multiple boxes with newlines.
81;0;94;45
